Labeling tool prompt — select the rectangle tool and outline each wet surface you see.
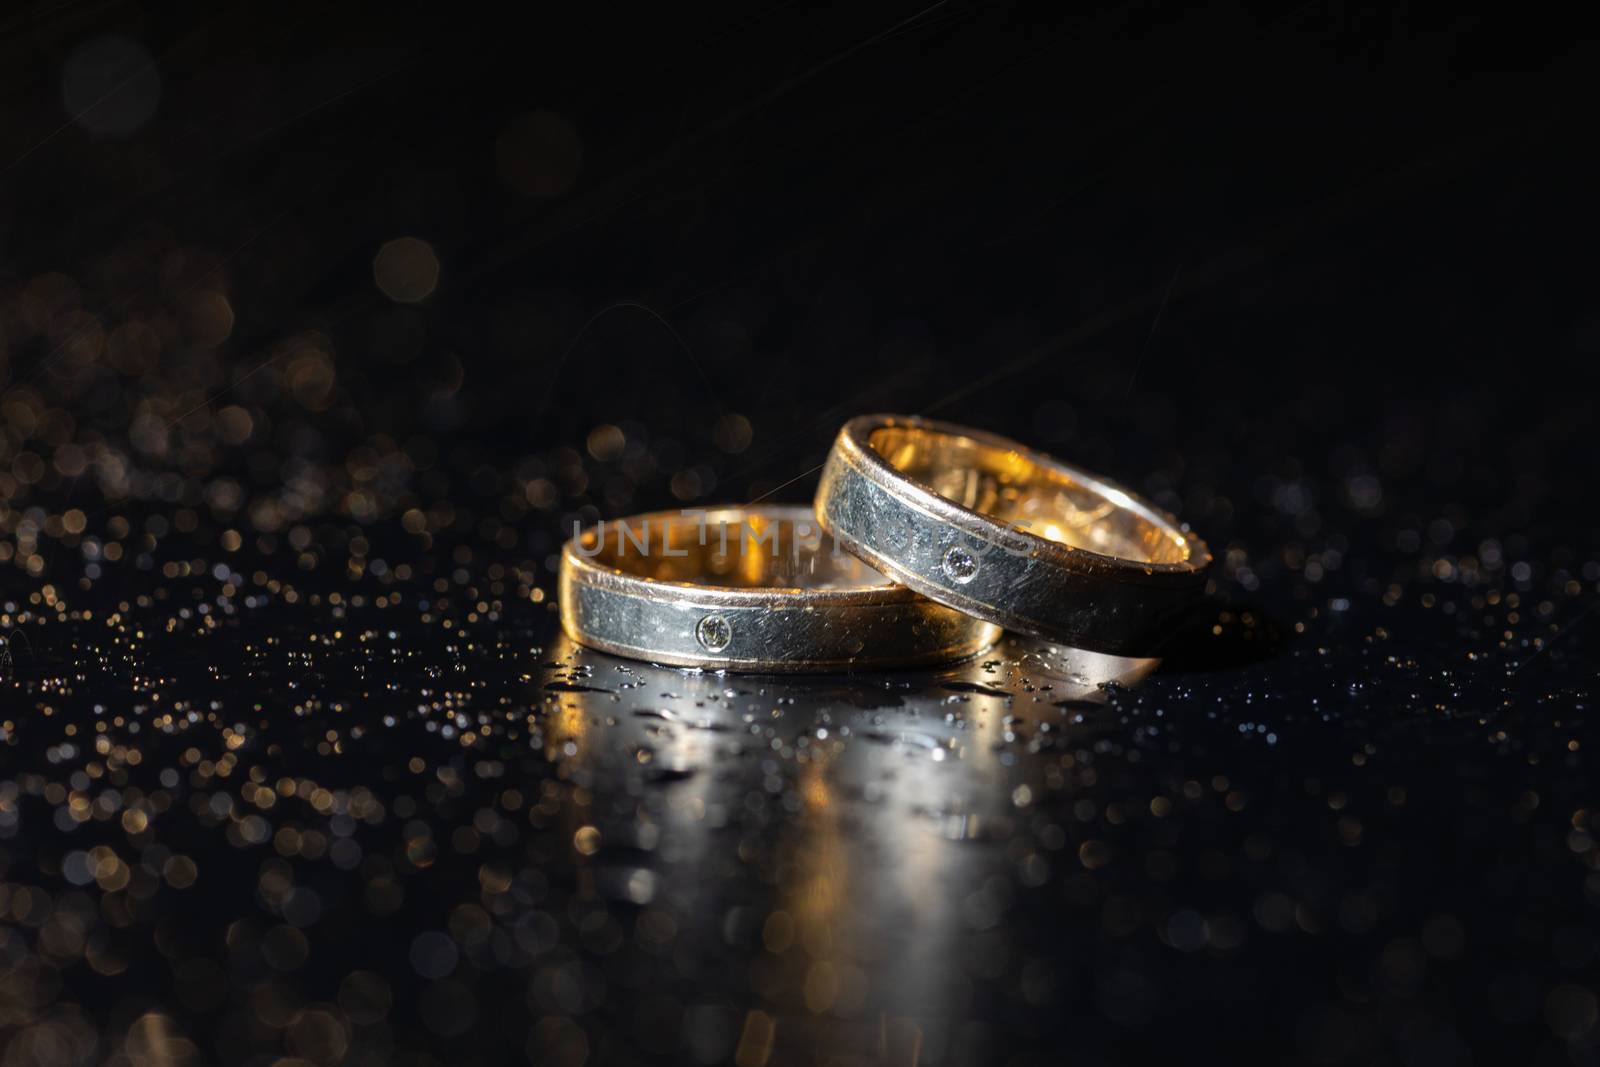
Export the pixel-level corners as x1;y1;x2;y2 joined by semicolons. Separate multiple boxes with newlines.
1;525;1595;1065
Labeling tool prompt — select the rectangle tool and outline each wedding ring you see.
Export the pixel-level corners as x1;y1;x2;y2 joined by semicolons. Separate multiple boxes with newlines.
559;505;1001;671
814;415;1211;653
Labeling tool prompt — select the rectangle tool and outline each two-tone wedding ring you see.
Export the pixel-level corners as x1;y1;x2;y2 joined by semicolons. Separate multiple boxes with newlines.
814;414;1211;654
559;505;1001;671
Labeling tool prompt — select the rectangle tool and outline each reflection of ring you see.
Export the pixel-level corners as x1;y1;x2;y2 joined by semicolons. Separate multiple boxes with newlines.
558;505;1001;671
814;414;1211;654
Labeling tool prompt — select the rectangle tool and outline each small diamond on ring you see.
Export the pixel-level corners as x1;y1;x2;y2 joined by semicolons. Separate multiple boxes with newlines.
695;614;733;652
942;546;979;584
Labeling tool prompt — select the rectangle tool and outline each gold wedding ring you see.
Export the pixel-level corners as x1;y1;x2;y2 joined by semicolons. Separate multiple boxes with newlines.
559;505;1001;671
814;414;1211;654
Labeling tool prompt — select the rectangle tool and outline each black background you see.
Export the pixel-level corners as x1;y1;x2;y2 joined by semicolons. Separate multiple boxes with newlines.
1;3;1598;1066
6;1;1596;477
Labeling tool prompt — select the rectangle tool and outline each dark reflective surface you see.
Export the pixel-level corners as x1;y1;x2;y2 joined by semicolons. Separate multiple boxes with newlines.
4;542;1597;1065
538;634;1157;1065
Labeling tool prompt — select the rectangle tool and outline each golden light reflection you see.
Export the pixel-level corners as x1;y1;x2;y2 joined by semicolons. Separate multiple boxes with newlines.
773;754;862;1032
516;634;1169;1066
868;424;1192;564
546;701;589;766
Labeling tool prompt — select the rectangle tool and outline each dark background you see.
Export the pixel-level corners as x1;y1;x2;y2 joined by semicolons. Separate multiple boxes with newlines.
4;0;1595;510
1;3;1598;1066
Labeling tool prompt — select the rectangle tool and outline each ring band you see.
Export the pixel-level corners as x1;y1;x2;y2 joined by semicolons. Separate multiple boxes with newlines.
814;414;1211;654
558;505;1001;671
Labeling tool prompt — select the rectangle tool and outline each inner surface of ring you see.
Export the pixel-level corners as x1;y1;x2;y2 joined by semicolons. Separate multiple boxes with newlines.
583;510;893;590
867;427;1191;565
